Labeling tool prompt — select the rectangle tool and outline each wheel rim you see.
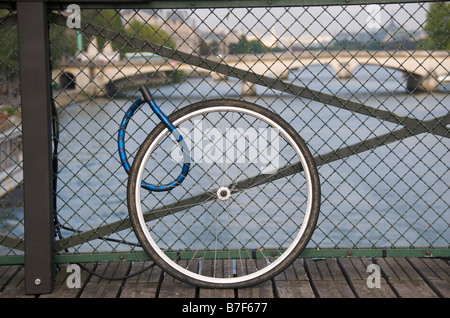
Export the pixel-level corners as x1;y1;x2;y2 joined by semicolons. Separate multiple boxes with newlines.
132;105;315;286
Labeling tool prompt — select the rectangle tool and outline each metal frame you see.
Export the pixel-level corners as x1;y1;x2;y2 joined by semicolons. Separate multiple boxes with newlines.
46;0;441;9
44;10;448;256
0;0;447;294
16;1;54;295
0;0;440;9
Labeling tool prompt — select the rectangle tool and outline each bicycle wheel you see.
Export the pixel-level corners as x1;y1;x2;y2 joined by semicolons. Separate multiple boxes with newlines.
127;99;320;289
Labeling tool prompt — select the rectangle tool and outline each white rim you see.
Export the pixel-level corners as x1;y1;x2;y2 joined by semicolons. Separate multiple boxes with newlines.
134;105;314;285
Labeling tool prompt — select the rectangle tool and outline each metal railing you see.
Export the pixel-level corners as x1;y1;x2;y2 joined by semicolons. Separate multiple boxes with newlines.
0;0;448;294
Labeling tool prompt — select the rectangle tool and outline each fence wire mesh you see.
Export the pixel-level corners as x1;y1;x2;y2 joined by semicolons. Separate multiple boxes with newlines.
0;2;449;261
0;8;22;257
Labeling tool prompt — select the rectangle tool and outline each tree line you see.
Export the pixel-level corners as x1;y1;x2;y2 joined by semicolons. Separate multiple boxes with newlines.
0;4;449;94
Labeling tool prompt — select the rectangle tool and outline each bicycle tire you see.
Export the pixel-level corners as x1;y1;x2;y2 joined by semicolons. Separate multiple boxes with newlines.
127;99;320;289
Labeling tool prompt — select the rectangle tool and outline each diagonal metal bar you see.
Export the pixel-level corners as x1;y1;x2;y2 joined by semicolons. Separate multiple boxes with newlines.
46;11;450;250
54;114;448;251
49;13;449;138
0;13;17;30
39;0;446;9
0;234;24;251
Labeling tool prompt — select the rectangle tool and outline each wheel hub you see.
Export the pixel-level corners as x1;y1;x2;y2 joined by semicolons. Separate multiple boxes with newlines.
217;186;231;201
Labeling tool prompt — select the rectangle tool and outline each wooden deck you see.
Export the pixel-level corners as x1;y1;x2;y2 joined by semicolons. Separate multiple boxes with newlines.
0;257;448;299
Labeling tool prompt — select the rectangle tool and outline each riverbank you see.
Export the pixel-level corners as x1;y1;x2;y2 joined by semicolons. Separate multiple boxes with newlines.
1;88;90;113
0;89;88;199
52;89;90;108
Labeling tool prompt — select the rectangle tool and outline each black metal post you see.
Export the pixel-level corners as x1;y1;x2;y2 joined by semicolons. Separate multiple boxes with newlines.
17;1;55;294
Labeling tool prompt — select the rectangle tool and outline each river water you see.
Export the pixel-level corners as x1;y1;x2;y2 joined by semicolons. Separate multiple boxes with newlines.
1;64;449;255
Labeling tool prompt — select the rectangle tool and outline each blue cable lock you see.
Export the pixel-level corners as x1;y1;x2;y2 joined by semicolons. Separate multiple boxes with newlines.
118;86;191;192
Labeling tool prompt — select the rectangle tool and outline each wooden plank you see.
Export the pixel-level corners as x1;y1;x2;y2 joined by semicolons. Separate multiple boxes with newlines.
1;257;444;298
238;259;274;298
357;258;397;298
120;261;162;298
158;260;197;298
337;258;396;298
304;258;355;298
0;266;34;298
40;263;96;298
273;259;315;298
198;259;235;298
375;258;439;298
293;258;310;281
407;258;450;298
0;265;21;292
282;260;298;281
410;258;449;281
79;261;131;298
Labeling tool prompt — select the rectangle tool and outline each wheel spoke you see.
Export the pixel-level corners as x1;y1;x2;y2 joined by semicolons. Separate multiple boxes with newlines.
128;101;320;288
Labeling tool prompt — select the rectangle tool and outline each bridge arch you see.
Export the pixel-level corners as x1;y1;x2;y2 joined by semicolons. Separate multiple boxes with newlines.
285;59;359;80
349;61;440;92
59;72;76;89
286;58;441;92
104;70;182;96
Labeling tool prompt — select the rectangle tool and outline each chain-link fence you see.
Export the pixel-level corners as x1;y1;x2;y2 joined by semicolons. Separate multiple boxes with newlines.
0;7;22;259
0;1;449;263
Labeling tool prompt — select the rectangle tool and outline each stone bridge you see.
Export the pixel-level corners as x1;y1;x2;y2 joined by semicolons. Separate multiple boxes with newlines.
215;50;450;93
52;58;196;96
52;50;449;97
